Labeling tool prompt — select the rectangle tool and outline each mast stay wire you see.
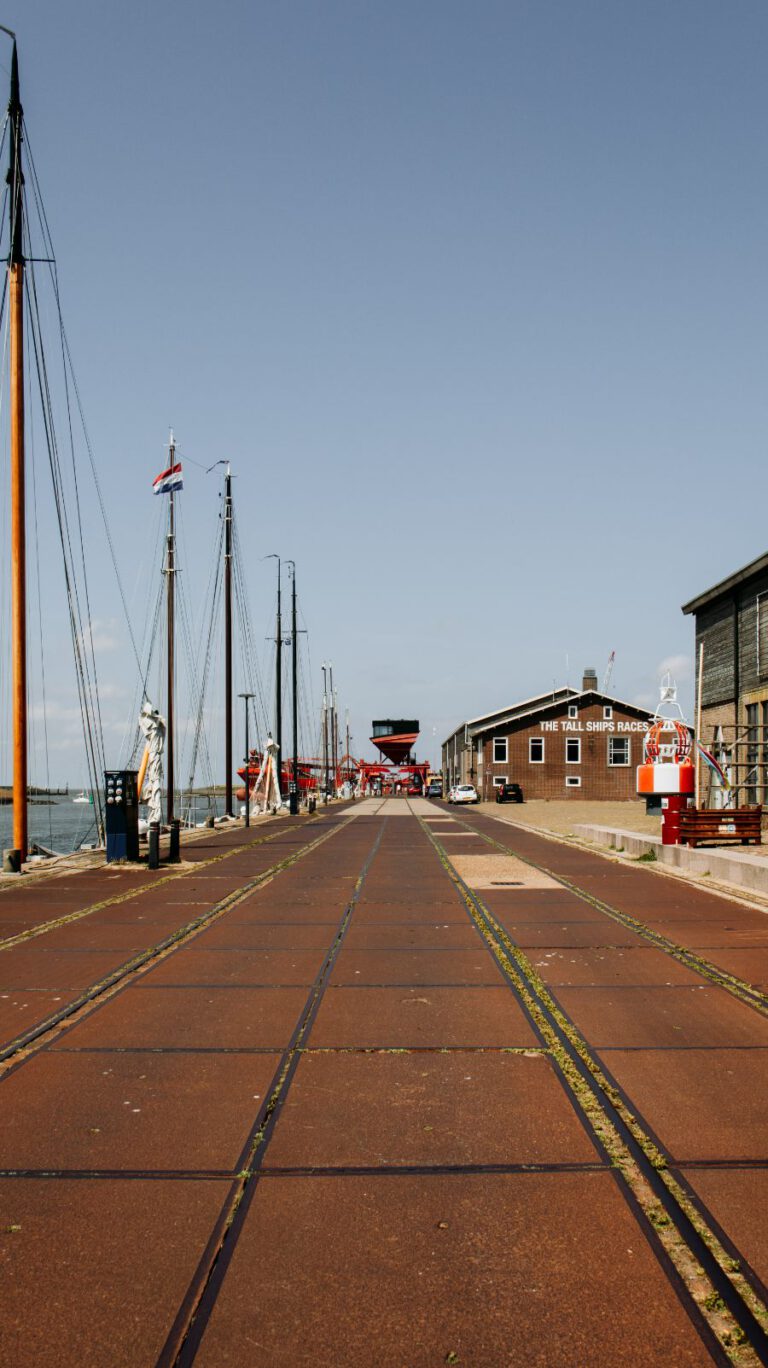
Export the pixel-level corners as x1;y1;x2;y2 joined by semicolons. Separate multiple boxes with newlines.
24;250;106;835
231;515;269;740
24;128;146;685
187;505;226;802
175;498;219;809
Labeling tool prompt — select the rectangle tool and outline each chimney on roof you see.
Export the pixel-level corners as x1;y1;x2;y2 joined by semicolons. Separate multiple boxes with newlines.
582;667;598;692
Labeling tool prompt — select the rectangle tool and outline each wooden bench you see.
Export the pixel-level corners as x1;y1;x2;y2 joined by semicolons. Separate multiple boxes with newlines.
679;806;762;849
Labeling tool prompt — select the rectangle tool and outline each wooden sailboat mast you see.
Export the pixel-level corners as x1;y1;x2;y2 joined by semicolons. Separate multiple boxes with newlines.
165;434;177;824
275;560;282;772
8;41;27;861
224;466;233;816
289;561;298;815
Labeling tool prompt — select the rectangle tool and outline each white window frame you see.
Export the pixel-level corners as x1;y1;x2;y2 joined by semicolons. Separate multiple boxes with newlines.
492;774;508;788
568;704;578;718
565;775;582;787
492;736;508;764
603;705;613;720
565;737;581;764
529;737;545;764
608;736;630;767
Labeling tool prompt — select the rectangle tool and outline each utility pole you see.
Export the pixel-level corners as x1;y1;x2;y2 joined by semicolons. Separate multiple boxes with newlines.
322;664;329;797
287;562;299;815
238;692;255;827
165;434;177;825
8;39;26;863
223;466;233;816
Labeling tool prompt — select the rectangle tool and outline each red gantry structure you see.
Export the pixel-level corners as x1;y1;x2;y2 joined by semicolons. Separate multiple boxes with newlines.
356;719;429;795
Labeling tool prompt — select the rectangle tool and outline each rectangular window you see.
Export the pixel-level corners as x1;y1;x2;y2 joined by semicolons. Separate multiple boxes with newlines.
492;774;508;787
608;737;630;766
747;703;759;804
565;775;581;787
568;704;578;718
566;737;581;764
758;596;768;678
529;737;544;763
492;736;508;763
603;706;613;720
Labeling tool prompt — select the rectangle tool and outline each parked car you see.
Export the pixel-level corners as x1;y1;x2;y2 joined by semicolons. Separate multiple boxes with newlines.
451;783;479;804
495;782;524;804
426;781;443;798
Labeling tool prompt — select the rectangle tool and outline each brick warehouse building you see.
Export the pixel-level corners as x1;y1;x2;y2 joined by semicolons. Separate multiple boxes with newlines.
442;669;654;800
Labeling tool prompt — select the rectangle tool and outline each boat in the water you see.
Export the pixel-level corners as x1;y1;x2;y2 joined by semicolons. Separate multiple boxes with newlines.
72;791;93;805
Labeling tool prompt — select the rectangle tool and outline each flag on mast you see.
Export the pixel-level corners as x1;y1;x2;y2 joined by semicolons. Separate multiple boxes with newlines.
153;462;183;495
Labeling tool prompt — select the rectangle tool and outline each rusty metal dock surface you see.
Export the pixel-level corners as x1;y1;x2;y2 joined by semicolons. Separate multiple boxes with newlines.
2;798;767;1365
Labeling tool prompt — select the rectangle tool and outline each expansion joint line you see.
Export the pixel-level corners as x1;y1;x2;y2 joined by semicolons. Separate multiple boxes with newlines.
417;814;768;1367
0;812;358;1073
0;813;328;953
457;812;768;1021
159;818;388;1368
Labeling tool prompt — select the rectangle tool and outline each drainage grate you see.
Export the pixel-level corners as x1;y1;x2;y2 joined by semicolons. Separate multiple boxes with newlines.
491;880;523;886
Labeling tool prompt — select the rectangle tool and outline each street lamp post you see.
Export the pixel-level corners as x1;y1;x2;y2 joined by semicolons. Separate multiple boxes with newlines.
238;692;256;827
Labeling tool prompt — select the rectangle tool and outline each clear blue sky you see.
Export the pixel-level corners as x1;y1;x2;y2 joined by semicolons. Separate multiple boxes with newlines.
1;0;767;782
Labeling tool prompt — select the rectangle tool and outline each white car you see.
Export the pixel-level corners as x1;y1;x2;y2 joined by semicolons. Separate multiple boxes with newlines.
451;784;479;804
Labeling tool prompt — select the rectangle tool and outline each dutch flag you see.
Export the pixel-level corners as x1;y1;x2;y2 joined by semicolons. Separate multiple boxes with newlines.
152;462;183;495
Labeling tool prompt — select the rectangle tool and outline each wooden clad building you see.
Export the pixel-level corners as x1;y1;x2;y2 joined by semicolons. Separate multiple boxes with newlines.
442;670;653;801
682;550;768;803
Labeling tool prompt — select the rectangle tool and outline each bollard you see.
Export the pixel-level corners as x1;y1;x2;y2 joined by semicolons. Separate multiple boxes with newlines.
148;822;160;870
169;819;181;864
3;848;21;874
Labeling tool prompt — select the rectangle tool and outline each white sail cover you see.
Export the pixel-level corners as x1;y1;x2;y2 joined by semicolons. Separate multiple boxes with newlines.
250;734;282;815
139;701;167;825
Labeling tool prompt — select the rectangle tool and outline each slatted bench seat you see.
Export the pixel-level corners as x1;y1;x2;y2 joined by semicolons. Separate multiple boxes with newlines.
679;806;762;849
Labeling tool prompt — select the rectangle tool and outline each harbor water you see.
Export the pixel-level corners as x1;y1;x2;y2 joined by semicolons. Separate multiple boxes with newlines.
0;793;226;856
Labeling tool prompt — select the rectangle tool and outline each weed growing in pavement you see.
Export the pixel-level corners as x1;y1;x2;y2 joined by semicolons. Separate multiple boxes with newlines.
635;849;657;862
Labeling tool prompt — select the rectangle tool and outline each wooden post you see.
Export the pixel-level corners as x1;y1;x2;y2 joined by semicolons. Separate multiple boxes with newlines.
695;641;704;810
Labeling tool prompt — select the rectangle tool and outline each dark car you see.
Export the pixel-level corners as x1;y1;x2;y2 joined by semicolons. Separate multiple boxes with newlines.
495;782;523;804
426;781;443;798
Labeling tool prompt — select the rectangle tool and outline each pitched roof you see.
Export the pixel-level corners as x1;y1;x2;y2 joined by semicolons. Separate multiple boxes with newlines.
681;550;768;615
443;688;653;746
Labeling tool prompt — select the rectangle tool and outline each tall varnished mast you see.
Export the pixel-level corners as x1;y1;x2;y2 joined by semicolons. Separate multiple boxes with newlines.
166;434;177;825
8;41;27;862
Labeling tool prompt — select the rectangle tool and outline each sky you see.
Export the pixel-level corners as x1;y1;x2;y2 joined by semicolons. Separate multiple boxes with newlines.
0;0;767;784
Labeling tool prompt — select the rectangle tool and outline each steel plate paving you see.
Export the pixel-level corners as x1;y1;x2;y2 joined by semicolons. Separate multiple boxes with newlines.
308;985;540;1048
0;1050;281;1170
50;984;310;1050
191;1173;714;1367
595;1048;768;1161
677;1168;768;1291
327;947;507;985
140;947;327;987
266;1050;599;1168
3;802;767;1363
552;984;768;1049
531;946;704;987
0;1178;232;1368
